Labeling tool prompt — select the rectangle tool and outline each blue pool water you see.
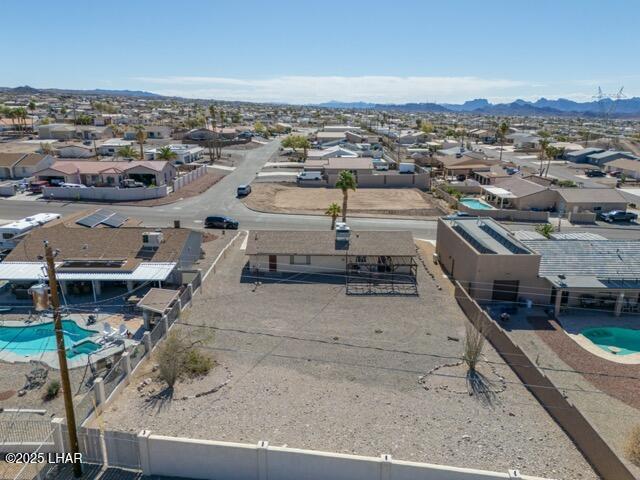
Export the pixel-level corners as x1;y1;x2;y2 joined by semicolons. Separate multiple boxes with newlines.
459;197;495;210
0;320;97;358
582;327;640;356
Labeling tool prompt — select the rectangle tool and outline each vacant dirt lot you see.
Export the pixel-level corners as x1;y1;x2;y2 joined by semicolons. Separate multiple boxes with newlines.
99;244;596;479
243;183;443;217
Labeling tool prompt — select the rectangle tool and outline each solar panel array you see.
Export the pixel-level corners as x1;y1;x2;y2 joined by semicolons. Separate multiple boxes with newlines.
76;209;128;229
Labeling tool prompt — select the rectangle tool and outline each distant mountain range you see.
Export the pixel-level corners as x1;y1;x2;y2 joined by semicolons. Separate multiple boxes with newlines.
317;97;640;118
0;85;161;98
3;85;640;117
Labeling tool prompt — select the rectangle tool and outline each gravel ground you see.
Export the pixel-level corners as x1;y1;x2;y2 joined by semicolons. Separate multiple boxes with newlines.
97;242;597;479
243;183;442;217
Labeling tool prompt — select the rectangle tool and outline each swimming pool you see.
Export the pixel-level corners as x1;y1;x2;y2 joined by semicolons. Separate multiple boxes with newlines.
459;197;495;210
582;327;640;356
0;320;97;358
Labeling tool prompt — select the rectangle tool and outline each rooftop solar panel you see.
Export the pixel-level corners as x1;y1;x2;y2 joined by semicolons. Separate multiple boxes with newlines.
75;209;127;228
76;210;112;228
101;212;128;228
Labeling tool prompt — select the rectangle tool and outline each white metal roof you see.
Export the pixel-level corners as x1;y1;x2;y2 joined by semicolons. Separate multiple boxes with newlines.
0;262;176;282
481;186;517;198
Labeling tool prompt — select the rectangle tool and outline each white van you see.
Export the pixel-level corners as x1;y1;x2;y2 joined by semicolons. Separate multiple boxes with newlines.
297;171;323;181
0;213;61;250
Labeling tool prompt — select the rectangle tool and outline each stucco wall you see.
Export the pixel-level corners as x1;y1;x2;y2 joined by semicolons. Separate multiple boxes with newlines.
140;434;541;480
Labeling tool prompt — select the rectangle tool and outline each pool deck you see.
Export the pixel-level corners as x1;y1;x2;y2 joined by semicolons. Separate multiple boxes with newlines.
559;315;640;365
0;314;139;369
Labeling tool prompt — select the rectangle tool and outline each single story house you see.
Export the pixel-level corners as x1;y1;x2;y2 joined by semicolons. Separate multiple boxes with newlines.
507;133;540;150
586;150;637;167
144;144;204;164
315;131;347;146
124;125;171;140
604;158;640;180
37;123;77;140
0;223;202;303
98;139;134;156
481;176;555;210
306;146;358;160
246;228;418;291
55;143;96;158
437;217;640;316
0;153;55;179
555;188;627;213
34;160;176;187
565;147;605;163
435;153;497;179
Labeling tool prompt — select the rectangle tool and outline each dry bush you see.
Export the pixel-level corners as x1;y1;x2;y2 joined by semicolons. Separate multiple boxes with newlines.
625;425;640;467
156;331;214;388
462;324;485;372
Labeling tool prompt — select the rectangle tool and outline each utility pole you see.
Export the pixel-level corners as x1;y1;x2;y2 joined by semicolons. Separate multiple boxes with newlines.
44;241;82;478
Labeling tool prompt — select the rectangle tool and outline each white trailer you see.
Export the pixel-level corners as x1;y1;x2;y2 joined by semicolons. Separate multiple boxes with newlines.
0;213;61;250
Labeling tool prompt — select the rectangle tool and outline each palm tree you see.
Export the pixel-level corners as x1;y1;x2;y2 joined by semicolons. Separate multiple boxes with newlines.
117;145;140;159
40;142;54;155
156;146;177;161
28;100;36;129
538;138;550;175
335;170;357;223
134;125;146;159
110;124;123;138
497;121;509;162
325;203;341;230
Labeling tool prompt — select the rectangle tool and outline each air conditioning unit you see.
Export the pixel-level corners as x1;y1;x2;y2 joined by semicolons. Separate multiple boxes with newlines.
335;222;351;242
142;231;164;249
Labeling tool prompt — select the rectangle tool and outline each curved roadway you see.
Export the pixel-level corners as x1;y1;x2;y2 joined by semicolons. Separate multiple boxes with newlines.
0;140;439;239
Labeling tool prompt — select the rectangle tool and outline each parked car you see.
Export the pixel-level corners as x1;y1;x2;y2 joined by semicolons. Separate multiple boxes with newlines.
585;169;606;177
237;184;252;196
122;179;145;188
204;216;239;229
297;171;323;181
60;183;87;189
373;163;389;171
28;180;49;193
598;210;638;223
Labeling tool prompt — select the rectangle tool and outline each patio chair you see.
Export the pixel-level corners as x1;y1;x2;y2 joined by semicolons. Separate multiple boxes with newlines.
102;322;116;341
117;324;129;338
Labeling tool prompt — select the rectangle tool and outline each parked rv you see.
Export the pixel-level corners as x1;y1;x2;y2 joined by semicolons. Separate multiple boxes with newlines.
0;213;61;250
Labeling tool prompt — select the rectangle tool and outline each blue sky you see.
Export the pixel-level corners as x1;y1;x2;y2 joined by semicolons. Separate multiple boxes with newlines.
2;0;639;103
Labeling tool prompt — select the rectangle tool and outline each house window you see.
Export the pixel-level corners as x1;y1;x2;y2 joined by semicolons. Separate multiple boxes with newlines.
289;255;310;265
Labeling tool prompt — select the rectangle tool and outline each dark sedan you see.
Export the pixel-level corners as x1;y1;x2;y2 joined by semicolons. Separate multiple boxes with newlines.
204;216;239;229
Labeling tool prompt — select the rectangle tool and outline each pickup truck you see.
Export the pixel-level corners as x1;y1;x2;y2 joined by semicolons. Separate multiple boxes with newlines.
598;210;638;223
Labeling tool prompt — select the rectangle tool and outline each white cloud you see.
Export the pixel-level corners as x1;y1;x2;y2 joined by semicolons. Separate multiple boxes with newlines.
131;75;531;103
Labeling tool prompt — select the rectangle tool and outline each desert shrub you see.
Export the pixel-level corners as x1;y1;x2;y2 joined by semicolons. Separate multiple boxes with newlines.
462;324;485;372
625;425;640;467
43;380;60;401
156;331;213;387
184;349;214;377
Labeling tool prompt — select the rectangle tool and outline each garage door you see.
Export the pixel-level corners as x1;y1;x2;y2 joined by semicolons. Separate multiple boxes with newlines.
492;280;519;302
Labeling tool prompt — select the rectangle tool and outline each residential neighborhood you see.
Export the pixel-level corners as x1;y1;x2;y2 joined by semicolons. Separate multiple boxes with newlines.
1;2;640;480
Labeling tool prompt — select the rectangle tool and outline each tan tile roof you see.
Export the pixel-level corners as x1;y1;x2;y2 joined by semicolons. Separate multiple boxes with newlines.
15;153;49;167
6;223;193;263
0;153;26;167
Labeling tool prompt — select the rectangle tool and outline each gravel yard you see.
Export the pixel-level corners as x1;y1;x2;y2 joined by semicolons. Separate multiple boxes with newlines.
97;243;596;479
243;183;443;217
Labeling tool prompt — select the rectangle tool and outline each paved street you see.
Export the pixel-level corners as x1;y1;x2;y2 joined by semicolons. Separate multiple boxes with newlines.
0;140;440;238
1;140;639;240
